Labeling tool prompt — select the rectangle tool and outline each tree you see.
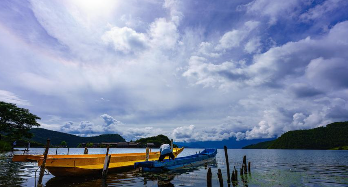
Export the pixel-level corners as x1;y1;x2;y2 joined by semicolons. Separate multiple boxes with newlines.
60;141;67;147
0;101;40;140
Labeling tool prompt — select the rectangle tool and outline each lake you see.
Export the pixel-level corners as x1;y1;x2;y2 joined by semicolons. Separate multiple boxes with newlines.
0;148;347;187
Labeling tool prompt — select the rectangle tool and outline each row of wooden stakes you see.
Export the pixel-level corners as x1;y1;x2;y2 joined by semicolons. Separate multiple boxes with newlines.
207;146;251;187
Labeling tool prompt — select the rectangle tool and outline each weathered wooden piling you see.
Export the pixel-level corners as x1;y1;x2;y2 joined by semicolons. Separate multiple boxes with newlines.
243;155;247;174
67;147;69;155
240;167;243;176
234;168;238;181
56;148;58;155
248;162;251;173
37;139;50;187
84;147;88;154
217;169;223;187
223;146;231;184
171;139;174;150
145;147;150;161
207;167;212;187
102;145;110;178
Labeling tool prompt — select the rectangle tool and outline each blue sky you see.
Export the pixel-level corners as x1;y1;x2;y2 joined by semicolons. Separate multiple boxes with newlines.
1;0;348;141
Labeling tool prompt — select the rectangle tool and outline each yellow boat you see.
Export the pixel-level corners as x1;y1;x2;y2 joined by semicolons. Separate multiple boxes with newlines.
13;148;184;177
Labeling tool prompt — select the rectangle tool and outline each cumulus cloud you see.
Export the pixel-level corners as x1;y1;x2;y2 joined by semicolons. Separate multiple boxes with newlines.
183;56;247;88
244;37;262;54
102;26;148;54
215;21;259;51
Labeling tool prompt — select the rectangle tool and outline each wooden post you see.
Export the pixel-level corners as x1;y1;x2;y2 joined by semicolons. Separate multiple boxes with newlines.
37;139;50;187
102;145;110;178
67;147;69;155
207;167;212;187
56;148;58;155
170;139;173;150
240;167;243;176
243;155;247;174
248;162;251;173
145;147;149;161
84;147;88;154
234;167;238;181
217;169;223;187
223;146;231;184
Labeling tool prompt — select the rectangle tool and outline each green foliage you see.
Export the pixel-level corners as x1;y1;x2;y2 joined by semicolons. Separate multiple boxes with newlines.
86;142;93;147
0;101;40;140
0;140;11;152
60;141;67;147
77;143;82;148
135;134;171;147
243;121;348;150
30;128;125;147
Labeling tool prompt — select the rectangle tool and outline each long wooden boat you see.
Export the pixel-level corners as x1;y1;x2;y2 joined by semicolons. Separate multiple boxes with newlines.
134;148;217;172
12;147;184;176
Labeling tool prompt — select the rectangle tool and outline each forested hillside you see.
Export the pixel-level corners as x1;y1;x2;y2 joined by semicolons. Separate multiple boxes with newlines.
30;128;125;147
243;121;348;150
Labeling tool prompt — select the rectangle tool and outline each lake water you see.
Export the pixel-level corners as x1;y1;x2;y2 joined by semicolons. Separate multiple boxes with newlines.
0;148;347;187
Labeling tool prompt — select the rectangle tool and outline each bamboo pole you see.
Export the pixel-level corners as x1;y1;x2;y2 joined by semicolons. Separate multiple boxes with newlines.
207;167;212;187
37;139;50;187
223;146;231;184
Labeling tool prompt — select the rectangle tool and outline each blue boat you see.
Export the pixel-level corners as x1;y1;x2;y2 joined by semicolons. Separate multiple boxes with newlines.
134;149;217;172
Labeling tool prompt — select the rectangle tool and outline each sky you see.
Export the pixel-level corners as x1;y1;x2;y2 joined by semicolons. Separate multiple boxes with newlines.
1;0;348;142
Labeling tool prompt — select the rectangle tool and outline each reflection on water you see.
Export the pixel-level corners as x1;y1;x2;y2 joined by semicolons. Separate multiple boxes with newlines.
1;148;347;187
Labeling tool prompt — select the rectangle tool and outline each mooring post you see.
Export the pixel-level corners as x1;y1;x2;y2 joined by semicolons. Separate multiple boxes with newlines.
234;167;238;181
56;148;58;155
217;168;223;187
67;147;69;155
102;145;110;178
207;167;212;187
240;167;243;176
145;147;149;161
248;162;251;173
170;139;174;151
84;147;88;154
223;146;231;184
243;155;247;174
37;139;50;187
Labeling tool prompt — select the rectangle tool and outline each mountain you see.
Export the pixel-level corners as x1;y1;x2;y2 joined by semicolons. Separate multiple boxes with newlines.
175;137;275;149
242;121;348;149
30;128;125;147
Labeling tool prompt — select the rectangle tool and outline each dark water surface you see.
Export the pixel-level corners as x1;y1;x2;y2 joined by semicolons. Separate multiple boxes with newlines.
0;148;347;187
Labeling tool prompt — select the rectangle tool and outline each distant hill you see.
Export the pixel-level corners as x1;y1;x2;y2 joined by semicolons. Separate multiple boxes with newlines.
135;134;171;147
242;140;275;149
242;121;348;150
175;138;275;149
30;128;125;147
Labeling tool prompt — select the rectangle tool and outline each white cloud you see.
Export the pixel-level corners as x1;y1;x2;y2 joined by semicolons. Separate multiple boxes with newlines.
102;26;148;54
149;18;179;49
244;37;261;54
246;0;304;24
215;21;259;51
0;90;30;106
300;0;345;21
